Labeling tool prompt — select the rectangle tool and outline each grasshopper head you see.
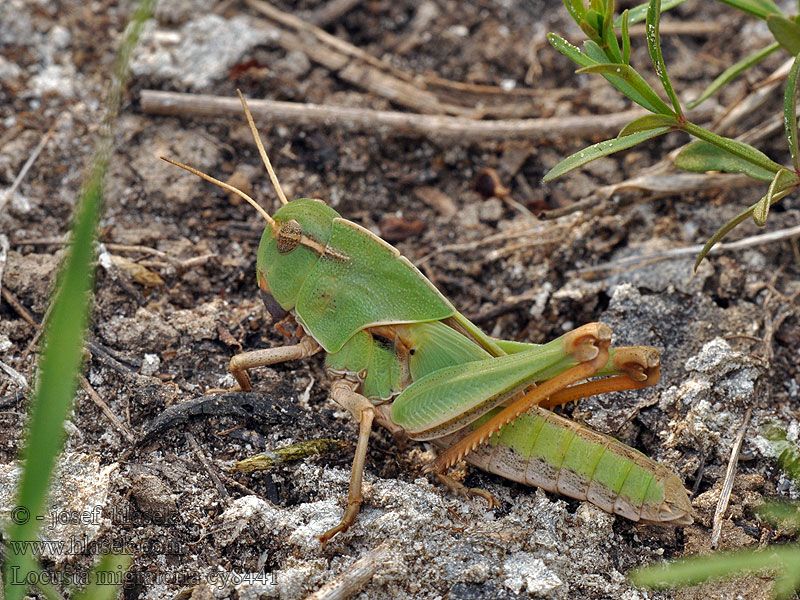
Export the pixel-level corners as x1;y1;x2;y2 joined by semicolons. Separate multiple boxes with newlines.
256;197;340;313
161;91;343;319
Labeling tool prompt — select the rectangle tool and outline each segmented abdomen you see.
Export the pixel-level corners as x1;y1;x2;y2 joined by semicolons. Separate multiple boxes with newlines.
434;406;692;525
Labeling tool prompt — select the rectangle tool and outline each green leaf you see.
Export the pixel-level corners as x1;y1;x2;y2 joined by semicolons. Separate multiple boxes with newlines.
646;0;683;115
561;0;586;24
543;127;671;181
715;0;781;19
674;141;776;182
695;176;797;269
582;41;654;107
619;114;679;135
768;14;800;55
621;9;631;64
683;121;785;174
765;425;800;485
755;168;797;225
578;63;675;114
630;546;800;595
548;33;596;68
614;0;688;27
785;54;800;172
687;42;780;108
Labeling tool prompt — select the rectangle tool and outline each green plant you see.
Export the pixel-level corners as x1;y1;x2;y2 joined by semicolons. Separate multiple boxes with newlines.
1;1;153;598
630;429;800;598
546;0;800;267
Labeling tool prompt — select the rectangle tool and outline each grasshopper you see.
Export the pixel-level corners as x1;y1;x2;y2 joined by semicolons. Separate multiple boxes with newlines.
162;91;693;546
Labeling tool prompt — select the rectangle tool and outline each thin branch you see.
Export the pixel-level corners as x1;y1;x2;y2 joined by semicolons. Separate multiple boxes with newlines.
185;431;231;505
711;407;752;549
79;376;137;443
141;90;703;142
0;116;60;215
303;542;395;600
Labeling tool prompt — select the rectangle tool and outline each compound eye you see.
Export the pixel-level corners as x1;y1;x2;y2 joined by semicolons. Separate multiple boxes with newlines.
277;219;302;254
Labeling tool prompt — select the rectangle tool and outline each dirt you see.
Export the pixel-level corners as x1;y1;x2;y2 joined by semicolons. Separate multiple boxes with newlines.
1;1;799;599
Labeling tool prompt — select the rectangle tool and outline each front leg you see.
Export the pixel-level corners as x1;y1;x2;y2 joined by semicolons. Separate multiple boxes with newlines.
317;378;375;547
208;335;321;393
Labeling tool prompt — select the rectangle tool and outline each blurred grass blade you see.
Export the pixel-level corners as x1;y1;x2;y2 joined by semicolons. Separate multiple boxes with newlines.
614;0;688;26
714;0;781;19
768;15;800;55
757;500;800;531
578;63;674;114
765;427;800;484
674;140;776;182
619;114;679;135
687;42;780;108
2;1;154;599
784;54;800;172
621;9;631;63
543;127;671;181
73;553;132;600
646;0;683;115
630;545;800;590
683;122;785;173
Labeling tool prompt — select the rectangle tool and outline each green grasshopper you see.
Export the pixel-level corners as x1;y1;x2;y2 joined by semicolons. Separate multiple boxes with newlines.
162;91;693;546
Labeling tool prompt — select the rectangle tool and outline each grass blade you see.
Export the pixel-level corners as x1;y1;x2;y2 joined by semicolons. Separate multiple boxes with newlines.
630;546;800;592
2;1;154;598
784;54;800;172
72;553;133;600
543;127;671;181
674;140;776;182
687;42;780;108
646;0;683;115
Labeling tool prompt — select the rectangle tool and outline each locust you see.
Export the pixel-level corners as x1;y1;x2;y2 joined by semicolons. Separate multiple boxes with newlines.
162;91;693;546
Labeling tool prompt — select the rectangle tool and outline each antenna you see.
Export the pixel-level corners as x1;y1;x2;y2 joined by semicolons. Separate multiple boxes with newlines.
237;89;289;206
160;156;277;231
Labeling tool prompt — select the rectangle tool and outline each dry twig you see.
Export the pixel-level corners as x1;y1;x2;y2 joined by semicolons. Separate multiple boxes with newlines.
185;431;231;505
141;90;674;142
711;407;752;549
0;116;60;215
303;542;395;600
80;376;137;443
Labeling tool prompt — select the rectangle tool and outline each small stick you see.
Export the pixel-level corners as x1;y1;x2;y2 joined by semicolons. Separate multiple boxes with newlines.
573;223;800;276
1;287;39;329
0;360;28;390
141;90;697;143
185;431;231;505
711;407;752;549
0;116;60;215
80;376;137;443
307;0;363;27
0;234;8;301
304;542;394;600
